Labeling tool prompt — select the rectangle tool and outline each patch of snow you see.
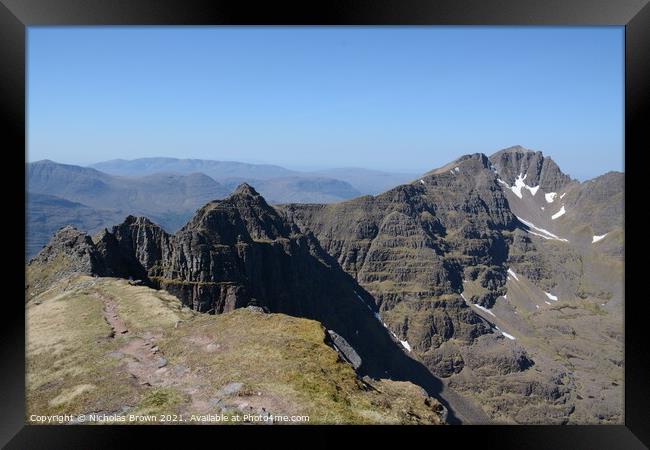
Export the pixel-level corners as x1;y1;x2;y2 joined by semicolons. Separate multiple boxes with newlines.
516;216;569;242
454;167;460;172
536;305;540;309
500;331;516;340
544;292;558;301
462;292;496;317
419;179;425;185
498;174;539;198
528;230;554;240
474;303;496;317
545;301;551;305
450;170;454;175
551;205;566;220
507;268;519;281
354;291;373;311
592;233;608;243
560;193;566;199
381;323;399;340
510;173;529;198
503;294;507;300
545;192;557;203
376;317;410;351
541;206;545;211
495;326;516;340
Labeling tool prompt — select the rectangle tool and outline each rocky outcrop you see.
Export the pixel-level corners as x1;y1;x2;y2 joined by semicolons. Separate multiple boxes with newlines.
489;145;573;192
326;330;362;370
26;226;106;296
29;225;104;272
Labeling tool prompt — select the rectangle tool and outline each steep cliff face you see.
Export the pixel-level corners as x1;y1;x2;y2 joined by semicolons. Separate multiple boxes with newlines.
279;153;518;343
489;145;573;192
133;183;355;317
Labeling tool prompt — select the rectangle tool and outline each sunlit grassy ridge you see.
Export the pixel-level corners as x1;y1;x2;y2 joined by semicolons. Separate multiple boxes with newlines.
26;276;443;424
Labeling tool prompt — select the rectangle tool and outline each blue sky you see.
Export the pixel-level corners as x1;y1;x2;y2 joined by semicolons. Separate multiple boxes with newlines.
28;27;623;179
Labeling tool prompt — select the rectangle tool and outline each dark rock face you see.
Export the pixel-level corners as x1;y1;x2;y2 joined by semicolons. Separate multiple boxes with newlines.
29;226;106;276
279;153;519;354
489;146;573;192
26;226;107;296
110;216;171;271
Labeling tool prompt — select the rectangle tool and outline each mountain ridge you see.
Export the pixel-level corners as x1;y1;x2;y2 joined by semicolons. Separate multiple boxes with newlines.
27;145;624;424
88;156;419;196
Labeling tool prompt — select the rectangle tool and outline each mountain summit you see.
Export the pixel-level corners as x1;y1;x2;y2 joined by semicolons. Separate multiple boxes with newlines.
489;145;573;192
231;182;259;197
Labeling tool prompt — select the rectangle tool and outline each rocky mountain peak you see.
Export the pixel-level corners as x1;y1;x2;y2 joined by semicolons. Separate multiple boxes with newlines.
179;182;292;243
421;153;492;179
30;226;98;265
489;146;573;192
498;145;533;154
231;182;260;198
458;152;490;164
455;153;492;171
122;215;157;227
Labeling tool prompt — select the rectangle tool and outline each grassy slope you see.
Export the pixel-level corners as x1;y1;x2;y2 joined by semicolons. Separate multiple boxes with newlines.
26;276;443;424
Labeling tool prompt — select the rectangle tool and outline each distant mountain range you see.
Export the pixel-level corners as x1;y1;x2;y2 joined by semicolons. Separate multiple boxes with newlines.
26;159;418;258
90;157;417;195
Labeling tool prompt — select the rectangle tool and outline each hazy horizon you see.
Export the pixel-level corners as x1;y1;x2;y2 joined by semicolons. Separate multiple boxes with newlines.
27;146;624;182
28;27;624;180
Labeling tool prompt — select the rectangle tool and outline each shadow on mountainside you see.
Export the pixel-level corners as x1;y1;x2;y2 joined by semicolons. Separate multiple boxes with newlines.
246;235;483;424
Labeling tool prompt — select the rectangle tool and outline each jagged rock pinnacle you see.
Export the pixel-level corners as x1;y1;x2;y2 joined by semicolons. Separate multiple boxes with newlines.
231;182;260;197
489;146;572;191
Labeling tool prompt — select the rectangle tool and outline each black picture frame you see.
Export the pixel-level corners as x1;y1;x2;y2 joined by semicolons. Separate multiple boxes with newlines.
3;0;648;448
